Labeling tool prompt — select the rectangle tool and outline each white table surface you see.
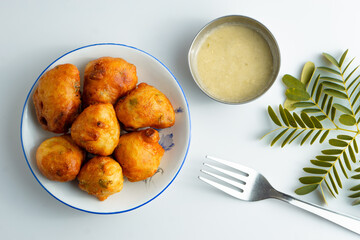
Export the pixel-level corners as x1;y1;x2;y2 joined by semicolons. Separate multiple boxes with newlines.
2;0;360;239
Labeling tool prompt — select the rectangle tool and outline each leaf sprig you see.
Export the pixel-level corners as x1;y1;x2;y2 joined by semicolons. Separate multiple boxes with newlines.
263;50;360;205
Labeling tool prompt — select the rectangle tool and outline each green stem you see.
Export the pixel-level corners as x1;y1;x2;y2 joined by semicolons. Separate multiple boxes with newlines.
260;127;282;139
319;184;328;205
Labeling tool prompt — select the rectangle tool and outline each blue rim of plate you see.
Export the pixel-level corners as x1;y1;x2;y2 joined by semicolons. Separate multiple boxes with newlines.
20;43;191;215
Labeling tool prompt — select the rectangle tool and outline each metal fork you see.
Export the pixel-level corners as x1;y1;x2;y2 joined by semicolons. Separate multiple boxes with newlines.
199;156;360;235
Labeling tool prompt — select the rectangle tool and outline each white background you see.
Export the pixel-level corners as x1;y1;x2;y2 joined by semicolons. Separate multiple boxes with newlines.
1;0;360;239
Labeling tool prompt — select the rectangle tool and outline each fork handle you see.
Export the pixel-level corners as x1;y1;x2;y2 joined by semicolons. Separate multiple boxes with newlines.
273;191;360;235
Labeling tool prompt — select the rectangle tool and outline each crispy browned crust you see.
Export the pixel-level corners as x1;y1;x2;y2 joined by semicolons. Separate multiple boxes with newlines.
115;83;175;130
113;128;164;182
36;135;84;182
70;103;120;156
33;64;81;133
83;57;138;107
77;156;124;201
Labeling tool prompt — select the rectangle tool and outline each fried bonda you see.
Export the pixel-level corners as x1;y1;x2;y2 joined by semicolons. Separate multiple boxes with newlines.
36;135;84;182
71;103;120;156
77;156;124;201
114;128;164;182
33;64;81;133
83;57;138;107
115;83;175;130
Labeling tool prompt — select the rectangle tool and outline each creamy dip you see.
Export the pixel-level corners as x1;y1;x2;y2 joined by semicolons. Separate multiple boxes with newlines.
196;23;273;103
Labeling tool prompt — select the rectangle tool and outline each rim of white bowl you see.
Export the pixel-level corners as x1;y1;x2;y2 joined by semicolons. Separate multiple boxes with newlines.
20;43;191;214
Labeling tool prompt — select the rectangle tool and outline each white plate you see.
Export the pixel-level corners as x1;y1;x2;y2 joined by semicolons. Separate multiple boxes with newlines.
20;43;191;214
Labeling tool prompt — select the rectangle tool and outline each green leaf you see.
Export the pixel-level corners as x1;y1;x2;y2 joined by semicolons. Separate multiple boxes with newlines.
301;62;315;87
316;155;337;161
318;66;341;76
347;73;360;92
295;184;318;195
319;76;343;84
324;179;336;197
333;167;342;188
348;192;360;198
337;134;353;140
343;57;355;74
343;152;351;170
311;74;321;98
355;167;360;172
326;97;333;115
310;130;322;145
268;106;282;126
281;129;297;147
310;116;322;128
321;149;342;155
331;107;336;121
339;49;348;68
279;105;289;126
283;99;297;111
284;63;315;110
344;65;359;83
323;89;348;99
332;103;353;115
329;139;348;147
328;173;339;194
354;139;359;153
282;74;305;90
320;94;328;110
352;199;360;206
319;130;330;143
323;52;339;67
301;130;314;145
303;168;327;174
343;153;352;171
299;176;323;184
339;114;356;126
338;159;348;178
351;90;360;106
302;109;322;114
350;184;360;191
284;109;297;127
301;112;314;128
293;113;306;128
311;160;332;167
292;102;315;108
349;145;356;163
322;81;345;91
351;174;360;179
316;115;327;121
285;88;310;101
355;105;360;115
315;83;323;103
271;129;288;146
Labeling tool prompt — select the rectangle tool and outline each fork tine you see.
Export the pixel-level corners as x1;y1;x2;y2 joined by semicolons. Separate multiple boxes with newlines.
206;155;254;175
203;163;248;183
198;176;243;199
201;169;244;190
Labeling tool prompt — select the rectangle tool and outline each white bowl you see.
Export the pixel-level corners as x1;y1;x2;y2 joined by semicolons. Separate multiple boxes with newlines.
20;43;191;214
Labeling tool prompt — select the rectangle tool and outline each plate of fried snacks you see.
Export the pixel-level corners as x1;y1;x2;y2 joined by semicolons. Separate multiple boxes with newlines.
20;43;191;214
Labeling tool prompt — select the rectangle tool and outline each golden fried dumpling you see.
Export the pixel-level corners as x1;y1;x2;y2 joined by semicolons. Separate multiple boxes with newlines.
114;128;164;182
33;64;81;133
36;135;84;182
83;57;138;107
115;83;175;130
70;103;120;156
77;156;124;201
